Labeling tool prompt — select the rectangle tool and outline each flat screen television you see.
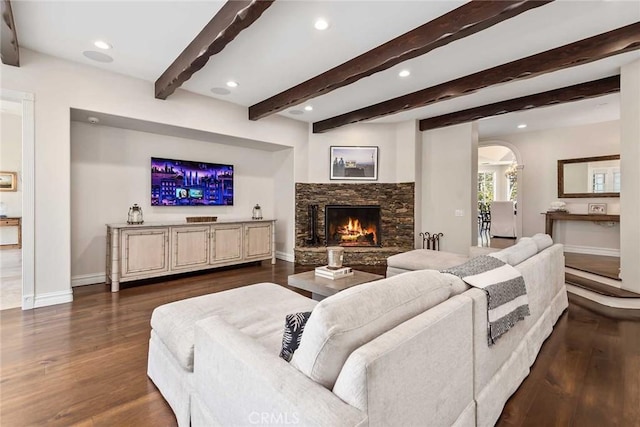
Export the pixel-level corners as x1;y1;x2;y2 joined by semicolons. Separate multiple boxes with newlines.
151;157;234;206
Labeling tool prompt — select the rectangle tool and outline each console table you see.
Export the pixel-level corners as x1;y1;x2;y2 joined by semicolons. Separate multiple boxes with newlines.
543;212;620;238
0;217;21;249
106;219;275;292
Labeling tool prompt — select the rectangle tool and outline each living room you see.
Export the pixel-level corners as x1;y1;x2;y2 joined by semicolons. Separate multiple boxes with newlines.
1;1;639;425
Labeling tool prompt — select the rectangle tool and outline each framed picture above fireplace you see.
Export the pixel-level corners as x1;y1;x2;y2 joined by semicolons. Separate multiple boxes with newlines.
330;146;378;181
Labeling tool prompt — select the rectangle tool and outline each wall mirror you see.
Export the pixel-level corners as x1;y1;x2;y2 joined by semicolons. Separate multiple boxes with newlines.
557;154;620;198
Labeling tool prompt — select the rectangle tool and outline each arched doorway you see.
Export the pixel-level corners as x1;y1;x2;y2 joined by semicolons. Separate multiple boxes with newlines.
477;141;523;247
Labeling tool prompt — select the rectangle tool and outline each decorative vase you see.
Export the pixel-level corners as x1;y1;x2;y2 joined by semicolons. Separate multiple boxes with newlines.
326;246;345;269
252;204;263;220
127;204;144;224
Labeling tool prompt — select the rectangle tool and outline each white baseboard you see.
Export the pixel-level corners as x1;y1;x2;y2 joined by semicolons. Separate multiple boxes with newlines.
72;273;106;287
564;245;620;257
22;294;34;310
33;289;73;308
566;284;640;310
276;251;295;263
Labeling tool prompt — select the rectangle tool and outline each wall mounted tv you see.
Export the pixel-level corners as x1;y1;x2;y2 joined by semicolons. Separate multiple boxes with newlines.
151;157;234;206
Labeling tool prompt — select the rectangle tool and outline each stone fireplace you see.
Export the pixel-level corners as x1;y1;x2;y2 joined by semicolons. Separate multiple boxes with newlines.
295;183;414;265
325;205;381;247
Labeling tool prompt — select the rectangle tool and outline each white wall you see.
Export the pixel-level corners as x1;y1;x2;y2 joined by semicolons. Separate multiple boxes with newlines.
1;49;307;303
0;111;22;244
306;121;420;183
620;59;640;292
70;122;280;283
488;120;621;254
272;147;295;261
421;123;478;254
395;120;420;183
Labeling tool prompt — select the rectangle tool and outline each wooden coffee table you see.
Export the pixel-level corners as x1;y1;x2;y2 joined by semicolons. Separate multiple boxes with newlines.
288;269;384;301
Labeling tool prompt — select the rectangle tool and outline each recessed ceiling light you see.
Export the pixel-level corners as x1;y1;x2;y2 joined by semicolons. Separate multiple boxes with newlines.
517;124;527;129
82;51;114;63
289;110;304;115
87;116;100;124
211;87;231;95
94;40;112;50
314;18;329;30
226;81;239;88
304;105;313;111
398;70;411;78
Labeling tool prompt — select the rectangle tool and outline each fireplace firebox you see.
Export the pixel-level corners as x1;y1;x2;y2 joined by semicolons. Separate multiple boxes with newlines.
325;205;381;247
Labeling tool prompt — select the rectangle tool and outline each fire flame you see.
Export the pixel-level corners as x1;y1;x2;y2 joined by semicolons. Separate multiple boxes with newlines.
336;217;377;245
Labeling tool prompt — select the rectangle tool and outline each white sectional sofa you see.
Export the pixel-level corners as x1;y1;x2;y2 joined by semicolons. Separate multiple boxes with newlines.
147;234;567;427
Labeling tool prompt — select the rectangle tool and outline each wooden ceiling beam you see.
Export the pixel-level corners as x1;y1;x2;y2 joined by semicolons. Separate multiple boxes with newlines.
418;76;620;131
155;0;274;100
1;0;19;67
249;0;552;121
313;23;640;133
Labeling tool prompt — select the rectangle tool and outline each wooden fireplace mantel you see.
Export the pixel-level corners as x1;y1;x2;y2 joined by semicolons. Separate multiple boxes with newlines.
542;212;620;238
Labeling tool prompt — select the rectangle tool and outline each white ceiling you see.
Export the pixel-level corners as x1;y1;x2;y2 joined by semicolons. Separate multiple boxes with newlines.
478;146;516;165
11;1;640;137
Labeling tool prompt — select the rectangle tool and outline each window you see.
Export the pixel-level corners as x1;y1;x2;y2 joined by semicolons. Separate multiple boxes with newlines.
592;172;605;193
508;177;518;202
613;172;621;192
588;165;619;193
478;172;495;207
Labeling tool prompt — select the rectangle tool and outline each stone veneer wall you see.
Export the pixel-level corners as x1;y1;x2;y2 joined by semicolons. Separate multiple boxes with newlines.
295;182;415;265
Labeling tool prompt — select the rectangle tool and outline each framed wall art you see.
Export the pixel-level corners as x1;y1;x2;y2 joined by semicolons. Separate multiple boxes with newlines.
0;172;17;191
587;203;607;215
330;146;378;181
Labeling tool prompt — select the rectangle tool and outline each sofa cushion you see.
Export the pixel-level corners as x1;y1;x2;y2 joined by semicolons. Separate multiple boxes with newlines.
290;270;452;389
387;249;469;271
531;233;553;252
150;283;317;371
279;311;312;362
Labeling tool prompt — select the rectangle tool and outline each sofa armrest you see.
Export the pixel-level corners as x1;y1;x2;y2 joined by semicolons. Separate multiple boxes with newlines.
193;316;367;427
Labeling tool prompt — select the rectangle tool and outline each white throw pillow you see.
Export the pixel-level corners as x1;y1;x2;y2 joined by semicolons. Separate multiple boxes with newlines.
531;233;553;252
489;237;538;266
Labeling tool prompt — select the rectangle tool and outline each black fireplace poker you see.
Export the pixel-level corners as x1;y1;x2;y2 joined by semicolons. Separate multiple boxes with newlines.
305;204;320;245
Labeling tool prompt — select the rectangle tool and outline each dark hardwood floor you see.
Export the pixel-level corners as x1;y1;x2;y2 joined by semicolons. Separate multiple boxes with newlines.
498;299;640;427
1;261;638;426
477;235;517;249
564;252;621;281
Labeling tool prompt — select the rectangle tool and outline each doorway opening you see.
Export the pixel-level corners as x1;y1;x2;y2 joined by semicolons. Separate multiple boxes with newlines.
0;100;22;309
477;144;521;249
1;89;35;310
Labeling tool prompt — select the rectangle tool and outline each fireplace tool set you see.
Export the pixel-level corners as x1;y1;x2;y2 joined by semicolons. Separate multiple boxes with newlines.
419;232;444;251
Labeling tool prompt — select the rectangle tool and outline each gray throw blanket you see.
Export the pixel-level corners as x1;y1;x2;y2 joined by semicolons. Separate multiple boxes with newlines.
443;256;530;346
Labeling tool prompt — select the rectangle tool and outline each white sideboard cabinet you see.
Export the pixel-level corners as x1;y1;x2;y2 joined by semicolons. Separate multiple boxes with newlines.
106;219;275;292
